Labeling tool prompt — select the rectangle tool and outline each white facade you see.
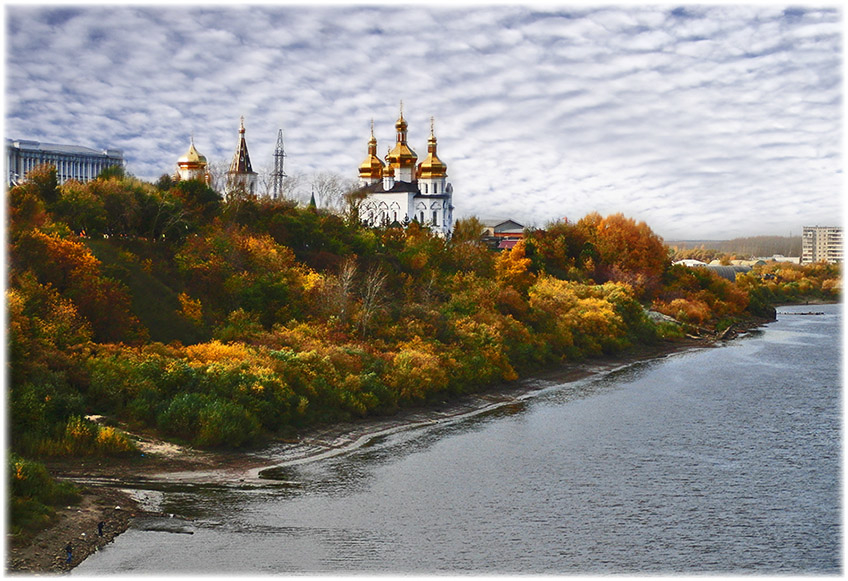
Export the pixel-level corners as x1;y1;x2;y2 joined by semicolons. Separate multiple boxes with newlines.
802;226;842;264
6;138;124;186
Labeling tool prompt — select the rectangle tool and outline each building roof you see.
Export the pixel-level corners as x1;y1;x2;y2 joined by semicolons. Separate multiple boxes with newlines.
177;138;207;167
359;180;451;198
361;180;419;194
228;117;256;175
481;219;524;230
7;138;123;158
705;264;751;282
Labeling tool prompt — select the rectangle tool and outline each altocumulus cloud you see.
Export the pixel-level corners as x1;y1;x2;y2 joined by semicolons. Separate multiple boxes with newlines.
5;4;842;239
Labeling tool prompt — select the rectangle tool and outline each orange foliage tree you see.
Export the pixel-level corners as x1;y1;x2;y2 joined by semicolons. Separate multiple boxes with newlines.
578;212;669;298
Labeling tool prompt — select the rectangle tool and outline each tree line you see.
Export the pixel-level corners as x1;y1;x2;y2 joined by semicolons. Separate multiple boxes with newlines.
7;164;841;538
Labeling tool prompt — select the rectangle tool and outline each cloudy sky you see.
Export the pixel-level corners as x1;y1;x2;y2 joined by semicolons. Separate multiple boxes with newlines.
4;2;842;240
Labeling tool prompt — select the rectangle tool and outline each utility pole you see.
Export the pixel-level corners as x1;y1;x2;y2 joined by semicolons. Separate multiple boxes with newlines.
272;128;286;199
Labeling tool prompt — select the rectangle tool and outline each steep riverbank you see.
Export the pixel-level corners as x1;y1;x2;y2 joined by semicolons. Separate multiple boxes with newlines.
7;321;771;573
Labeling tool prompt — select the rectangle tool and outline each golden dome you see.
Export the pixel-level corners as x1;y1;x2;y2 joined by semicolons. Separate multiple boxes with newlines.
359;124;385;180
386;102;417;170
177;139;207;167
395;111;408;132
386;142;418;169
417;118;447;179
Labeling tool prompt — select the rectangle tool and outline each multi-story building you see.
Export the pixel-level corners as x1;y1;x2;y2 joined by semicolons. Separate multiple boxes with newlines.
356;105;454;237
802;226;843;264
6;138;124;187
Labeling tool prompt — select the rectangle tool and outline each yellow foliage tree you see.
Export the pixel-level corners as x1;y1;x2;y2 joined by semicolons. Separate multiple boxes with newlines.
495;239;537;294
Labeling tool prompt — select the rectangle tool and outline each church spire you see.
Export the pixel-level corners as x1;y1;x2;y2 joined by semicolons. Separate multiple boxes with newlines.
226;116;257;197
228;116;254;175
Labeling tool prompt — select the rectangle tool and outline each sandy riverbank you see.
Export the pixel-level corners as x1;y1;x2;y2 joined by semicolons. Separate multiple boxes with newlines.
7;322;771;573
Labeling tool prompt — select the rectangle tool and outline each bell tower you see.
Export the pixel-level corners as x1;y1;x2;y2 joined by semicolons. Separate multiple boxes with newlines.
226;116;258;197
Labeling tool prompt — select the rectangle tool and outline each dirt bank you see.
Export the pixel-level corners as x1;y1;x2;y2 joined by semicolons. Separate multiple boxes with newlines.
6;486;141;573
6;324;768;573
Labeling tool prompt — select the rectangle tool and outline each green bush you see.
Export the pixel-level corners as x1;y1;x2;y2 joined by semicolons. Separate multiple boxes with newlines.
8;452;81;536
158;393;260;448
157;393;210;441
195;399;261;448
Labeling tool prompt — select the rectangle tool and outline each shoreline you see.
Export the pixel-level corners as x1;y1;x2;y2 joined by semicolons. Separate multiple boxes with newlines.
6;318;777;573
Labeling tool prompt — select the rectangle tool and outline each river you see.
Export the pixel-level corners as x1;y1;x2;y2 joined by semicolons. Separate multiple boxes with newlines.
75;303;841;575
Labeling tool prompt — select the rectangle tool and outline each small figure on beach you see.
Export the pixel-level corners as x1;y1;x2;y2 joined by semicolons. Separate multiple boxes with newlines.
98;521;105;537
65;542;72;564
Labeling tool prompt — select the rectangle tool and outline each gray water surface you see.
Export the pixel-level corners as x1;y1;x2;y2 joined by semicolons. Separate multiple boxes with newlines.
76;303;842;574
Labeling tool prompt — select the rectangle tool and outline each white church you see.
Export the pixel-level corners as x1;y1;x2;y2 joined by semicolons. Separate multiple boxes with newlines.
357;105;454;237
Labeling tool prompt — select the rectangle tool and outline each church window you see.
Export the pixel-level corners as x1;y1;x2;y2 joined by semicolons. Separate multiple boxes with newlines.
432;210;438;225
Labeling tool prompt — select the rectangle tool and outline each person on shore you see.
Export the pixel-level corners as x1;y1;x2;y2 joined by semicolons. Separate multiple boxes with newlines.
98;521;105;537
65;542;72;564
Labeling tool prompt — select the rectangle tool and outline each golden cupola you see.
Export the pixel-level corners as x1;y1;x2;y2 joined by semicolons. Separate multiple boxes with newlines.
358;121;385;182
176;136;209;182
385;102;418;180
417;117;448;180
178;137;207;168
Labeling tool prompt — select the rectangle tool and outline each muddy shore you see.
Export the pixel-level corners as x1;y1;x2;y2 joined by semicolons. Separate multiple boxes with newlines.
7;323;770;573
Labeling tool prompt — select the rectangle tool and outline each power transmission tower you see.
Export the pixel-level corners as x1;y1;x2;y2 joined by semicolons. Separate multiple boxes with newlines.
272;128;287;199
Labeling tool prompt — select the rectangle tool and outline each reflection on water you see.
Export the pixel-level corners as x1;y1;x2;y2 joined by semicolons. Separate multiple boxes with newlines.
76;303;841;575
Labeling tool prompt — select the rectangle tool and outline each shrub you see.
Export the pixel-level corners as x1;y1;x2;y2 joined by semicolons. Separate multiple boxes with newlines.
34;416;138;457
9;452;81;536
195;399;261;448
158;393;260;448
157;393;210;441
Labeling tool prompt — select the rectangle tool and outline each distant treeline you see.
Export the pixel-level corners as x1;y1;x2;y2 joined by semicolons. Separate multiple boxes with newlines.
669;236;802;261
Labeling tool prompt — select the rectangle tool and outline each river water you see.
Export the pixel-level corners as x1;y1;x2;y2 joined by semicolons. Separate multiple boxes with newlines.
75;303;842;575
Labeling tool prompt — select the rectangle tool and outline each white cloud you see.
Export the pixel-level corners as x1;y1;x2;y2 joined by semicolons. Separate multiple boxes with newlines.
4;4;841;240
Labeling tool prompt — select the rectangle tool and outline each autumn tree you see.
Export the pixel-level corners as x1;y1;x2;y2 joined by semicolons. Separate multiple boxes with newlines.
495;239;537;294
524;219;589;280
358;266;388;337
446;217;494;277
22;163;60;207
7;182;49;234
54;180;107;236
578;212;669;299
10;230;146;343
